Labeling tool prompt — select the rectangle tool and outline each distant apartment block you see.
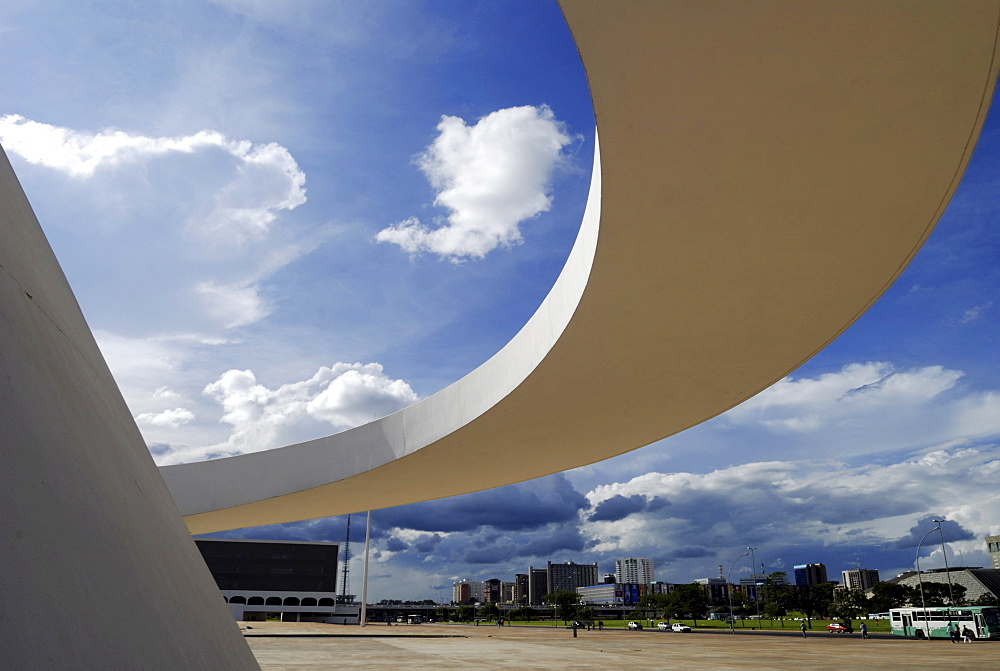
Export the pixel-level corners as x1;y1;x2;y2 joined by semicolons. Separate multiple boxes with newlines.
514;573;529;605
548;560;599;595
987;535;1000;570
842;568;880;591
528;567;548;606
483;578;501;603
615;557;655;584
794;563;829;587
452;579;484;604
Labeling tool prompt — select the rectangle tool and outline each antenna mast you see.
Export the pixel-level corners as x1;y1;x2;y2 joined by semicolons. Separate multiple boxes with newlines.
341;514;351;600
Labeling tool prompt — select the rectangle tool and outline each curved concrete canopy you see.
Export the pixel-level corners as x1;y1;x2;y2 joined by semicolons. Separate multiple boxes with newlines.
163;1;1000;534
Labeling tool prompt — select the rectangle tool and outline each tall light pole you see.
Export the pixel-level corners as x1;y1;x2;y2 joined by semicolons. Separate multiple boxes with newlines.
932;519;955;606
728;551;750;634
748;547;761;624
915;525;940;640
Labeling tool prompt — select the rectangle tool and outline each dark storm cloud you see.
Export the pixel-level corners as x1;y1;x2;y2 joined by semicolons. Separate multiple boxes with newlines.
646;496;671;512
413;533;445;553
374;473;588;533
589;494;646;522
668;545;713;559
588;494;671;522
385;536;408;552
460;525;587;564
893;515;976;550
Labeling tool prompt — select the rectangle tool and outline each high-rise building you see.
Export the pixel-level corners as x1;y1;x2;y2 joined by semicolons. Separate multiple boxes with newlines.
794;563;829;587
842;568;880;591
484;578;501;603
987;535;1000;570
528;567;548;606
514;573;529;605
453;582;471;604
452;580;484;604
615;557;655;584
547;561;599;594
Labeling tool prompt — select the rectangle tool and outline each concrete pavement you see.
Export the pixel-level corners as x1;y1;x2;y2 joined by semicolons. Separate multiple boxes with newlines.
242;622;995;669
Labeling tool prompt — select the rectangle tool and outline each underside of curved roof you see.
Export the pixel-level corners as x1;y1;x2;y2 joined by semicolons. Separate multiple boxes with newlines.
162;1;1000;534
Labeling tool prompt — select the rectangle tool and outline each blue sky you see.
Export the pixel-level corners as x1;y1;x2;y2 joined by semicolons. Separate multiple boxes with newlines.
2;1;998;602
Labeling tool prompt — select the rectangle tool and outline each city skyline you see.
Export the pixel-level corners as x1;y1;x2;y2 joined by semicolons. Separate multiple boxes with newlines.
2;1;998;601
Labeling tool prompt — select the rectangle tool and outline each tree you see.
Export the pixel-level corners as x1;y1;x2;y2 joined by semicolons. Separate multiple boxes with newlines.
478;603;500;620
507;606;538;622
761;573;792;626
869;582;917;613
436;606;454;622
794;583;835;626
543;590;580;623
830;588;868;628
920;582;966;607
636;593;664;620
665;583;709;627
971;592;1000;608
455;604;476;622
729;590;752;627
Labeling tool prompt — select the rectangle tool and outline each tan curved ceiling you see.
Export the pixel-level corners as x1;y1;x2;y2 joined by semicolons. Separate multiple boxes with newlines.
162;1;1000;534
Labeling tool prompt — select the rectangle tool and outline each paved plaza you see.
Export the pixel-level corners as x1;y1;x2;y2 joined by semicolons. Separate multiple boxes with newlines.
243;622;996;669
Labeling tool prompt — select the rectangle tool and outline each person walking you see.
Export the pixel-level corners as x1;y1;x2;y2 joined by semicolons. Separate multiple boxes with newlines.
962;626;973;643
860;622;868;639
948;622;958;644
801;621;807;638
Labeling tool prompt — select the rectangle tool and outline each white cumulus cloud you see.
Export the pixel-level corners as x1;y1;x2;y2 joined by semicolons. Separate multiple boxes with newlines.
135;407;196;428
0;114;306;244
376;105;573;260
727;362;963;432
201;363;419;455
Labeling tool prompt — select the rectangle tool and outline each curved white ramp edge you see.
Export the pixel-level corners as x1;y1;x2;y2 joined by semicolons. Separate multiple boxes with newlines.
163;1;1000;535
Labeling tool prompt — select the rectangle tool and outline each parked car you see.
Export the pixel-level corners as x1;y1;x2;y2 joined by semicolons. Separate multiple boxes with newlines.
827;622;853;633
656;621;670;630
627;621;643;630
671;623;692;633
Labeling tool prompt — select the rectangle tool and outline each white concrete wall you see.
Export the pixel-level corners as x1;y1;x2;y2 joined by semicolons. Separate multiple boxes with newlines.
0;146;258;668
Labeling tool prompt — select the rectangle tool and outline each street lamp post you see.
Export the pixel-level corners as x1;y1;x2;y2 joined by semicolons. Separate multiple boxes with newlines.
748;547;761;624
915;525;940;640
728;552;750;634
932;519;955;606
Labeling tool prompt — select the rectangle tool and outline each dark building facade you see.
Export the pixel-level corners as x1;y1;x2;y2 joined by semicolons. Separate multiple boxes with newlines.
196;538;339;593
195;538;358;624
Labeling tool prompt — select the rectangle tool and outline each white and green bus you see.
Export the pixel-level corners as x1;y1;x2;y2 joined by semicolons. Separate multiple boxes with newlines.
890;606;1000;640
